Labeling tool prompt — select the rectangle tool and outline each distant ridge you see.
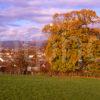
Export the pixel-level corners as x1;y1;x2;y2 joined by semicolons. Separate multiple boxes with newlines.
0;40;47;49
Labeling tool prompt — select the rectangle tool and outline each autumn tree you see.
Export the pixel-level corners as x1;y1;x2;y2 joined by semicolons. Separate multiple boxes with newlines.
43;9;100;73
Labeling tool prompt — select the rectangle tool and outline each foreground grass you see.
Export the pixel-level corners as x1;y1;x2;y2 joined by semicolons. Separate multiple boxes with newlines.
0;74;100;100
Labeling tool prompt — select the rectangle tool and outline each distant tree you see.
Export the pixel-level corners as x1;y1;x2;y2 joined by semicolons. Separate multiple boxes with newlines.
43;9;100;73
14;49;28;74
13;48;40;74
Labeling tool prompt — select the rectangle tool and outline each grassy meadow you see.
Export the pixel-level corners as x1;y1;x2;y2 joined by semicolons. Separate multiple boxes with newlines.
0;74;100;100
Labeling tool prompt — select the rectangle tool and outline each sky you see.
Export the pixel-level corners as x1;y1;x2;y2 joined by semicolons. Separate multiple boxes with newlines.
0;0;99;41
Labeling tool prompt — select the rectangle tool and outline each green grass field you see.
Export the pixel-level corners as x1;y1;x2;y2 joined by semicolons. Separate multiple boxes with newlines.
0;75;100;100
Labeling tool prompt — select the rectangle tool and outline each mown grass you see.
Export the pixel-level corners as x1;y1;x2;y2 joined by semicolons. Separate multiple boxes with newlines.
0;74;100;100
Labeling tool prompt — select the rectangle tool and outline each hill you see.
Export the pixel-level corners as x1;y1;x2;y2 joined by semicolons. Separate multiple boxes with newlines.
0;40;47;49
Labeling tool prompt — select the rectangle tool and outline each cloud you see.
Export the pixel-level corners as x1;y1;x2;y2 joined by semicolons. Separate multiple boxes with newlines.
0;24;45;41
1;0;99;8
0;0;99;40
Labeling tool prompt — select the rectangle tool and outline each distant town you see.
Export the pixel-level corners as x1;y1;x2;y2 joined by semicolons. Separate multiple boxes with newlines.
0;40;49;74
